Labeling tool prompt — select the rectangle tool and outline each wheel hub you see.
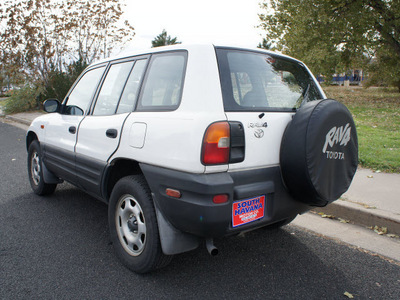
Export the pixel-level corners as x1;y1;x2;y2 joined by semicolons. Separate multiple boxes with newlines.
127;215;138;232
31;152;41;185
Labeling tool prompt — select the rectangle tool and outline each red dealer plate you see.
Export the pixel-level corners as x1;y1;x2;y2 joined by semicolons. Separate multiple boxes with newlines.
232;195;265;228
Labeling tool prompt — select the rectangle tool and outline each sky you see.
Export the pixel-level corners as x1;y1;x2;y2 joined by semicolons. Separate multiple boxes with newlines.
123;0;265;51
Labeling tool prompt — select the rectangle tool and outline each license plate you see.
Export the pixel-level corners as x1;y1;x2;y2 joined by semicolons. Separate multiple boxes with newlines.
232;195;265;228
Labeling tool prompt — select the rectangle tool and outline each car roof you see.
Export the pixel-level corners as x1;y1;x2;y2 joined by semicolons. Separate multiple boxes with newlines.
89;44;301;68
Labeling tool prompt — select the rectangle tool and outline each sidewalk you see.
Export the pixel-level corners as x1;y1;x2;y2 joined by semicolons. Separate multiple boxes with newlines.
312;168;400;235
2;111;44;126
2;111;400;235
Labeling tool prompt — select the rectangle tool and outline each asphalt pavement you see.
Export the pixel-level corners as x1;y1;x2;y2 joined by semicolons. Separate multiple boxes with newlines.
1;120;400;299
3;110;400;236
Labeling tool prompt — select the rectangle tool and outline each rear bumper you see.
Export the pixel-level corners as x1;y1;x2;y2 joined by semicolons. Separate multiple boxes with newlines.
140;163;310;238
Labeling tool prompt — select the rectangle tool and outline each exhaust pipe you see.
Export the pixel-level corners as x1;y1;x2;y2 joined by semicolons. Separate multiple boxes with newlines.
206;238;218;256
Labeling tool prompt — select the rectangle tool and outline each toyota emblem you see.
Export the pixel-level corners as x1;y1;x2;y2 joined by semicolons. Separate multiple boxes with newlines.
254;129;264;138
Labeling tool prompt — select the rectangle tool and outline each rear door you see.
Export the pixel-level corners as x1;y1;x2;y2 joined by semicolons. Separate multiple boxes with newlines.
74;57;148;196
215;48;323;171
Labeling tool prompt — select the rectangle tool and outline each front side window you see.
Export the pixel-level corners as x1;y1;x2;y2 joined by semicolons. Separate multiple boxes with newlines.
137;52;187;111
93;61;134;116
65;66;105;115
216;49;322;112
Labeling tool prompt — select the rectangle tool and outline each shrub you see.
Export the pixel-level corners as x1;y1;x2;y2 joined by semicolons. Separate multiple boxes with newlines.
40;59;88;102
3;85;44;114
3;59;88;114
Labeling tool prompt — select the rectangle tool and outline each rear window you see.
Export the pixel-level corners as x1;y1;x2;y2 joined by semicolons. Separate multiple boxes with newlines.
216;48;322;112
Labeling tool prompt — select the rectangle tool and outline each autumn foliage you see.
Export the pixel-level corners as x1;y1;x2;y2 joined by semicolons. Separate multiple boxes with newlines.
0;0;135;112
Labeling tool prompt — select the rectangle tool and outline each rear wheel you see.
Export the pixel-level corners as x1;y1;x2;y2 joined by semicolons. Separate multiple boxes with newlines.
27;140;57;195
108;175;172;273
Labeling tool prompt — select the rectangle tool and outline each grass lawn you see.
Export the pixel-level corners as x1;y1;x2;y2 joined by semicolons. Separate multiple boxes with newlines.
323;86;400;173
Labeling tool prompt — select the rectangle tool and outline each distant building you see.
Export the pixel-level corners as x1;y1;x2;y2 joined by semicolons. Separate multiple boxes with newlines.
317;69;366;86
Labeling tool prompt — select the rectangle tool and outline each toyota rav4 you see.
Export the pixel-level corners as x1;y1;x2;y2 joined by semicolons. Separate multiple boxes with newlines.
26;44;358;273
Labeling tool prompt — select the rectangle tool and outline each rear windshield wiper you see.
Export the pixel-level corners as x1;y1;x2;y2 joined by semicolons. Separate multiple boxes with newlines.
298;83;311;109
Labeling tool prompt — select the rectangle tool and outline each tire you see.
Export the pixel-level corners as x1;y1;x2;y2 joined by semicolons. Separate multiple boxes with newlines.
27;140;57;195
108;175;172;273
280;99;358;207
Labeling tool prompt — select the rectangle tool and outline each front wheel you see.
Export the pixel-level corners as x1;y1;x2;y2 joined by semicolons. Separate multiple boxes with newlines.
27;140;57;195
108;175;172;273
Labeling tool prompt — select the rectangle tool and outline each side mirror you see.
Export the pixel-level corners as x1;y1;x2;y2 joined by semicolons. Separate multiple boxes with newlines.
43;99;61;113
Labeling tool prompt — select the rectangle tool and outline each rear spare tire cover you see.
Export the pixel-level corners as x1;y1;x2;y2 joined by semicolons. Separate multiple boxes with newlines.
280;99;358;207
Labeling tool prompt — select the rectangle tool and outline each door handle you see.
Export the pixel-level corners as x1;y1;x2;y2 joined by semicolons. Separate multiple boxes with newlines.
106;129;118;139
69;126;76;134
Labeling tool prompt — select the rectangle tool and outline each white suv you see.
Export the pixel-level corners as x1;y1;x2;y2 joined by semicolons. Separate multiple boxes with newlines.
26;44;358;273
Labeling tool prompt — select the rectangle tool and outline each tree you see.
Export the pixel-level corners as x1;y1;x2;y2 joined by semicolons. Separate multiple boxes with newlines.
0;0;57;89
151;29;181;48
257;38;272;50
62;0;135;64
258;0;400;90
0;0;135;90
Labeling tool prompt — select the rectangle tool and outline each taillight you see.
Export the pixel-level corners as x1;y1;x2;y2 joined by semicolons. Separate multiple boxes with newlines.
202;122;230;165
202;121;245;165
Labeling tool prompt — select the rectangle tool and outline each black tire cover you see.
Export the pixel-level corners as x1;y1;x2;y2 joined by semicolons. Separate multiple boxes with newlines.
280;99;358;207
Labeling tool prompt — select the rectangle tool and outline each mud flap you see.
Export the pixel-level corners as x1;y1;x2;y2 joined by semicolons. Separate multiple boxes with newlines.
153;194;201;255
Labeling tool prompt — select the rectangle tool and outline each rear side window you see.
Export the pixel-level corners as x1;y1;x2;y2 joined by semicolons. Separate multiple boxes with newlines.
216;49;322;112
93;61;134;116
117;59;147;114
137;52;187;111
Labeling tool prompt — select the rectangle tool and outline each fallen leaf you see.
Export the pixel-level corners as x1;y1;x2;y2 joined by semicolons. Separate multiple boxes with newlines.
373;226;387;235
338;218;349;223
321;214;335;219
363;205;376;209
367;175;374;178
344;291;354;298
11;158;16;161
387;234;399;238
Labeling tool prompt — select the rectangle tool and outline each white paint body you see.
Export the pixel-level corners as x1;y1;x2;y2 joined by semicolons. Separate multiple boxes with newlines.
28;44;325;175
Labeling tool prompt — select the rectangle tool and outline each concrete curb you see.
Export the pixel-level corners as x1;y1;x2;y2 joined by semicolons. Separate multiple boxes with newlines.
312;200;400;236
292;213;400;263
4;114;32;126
